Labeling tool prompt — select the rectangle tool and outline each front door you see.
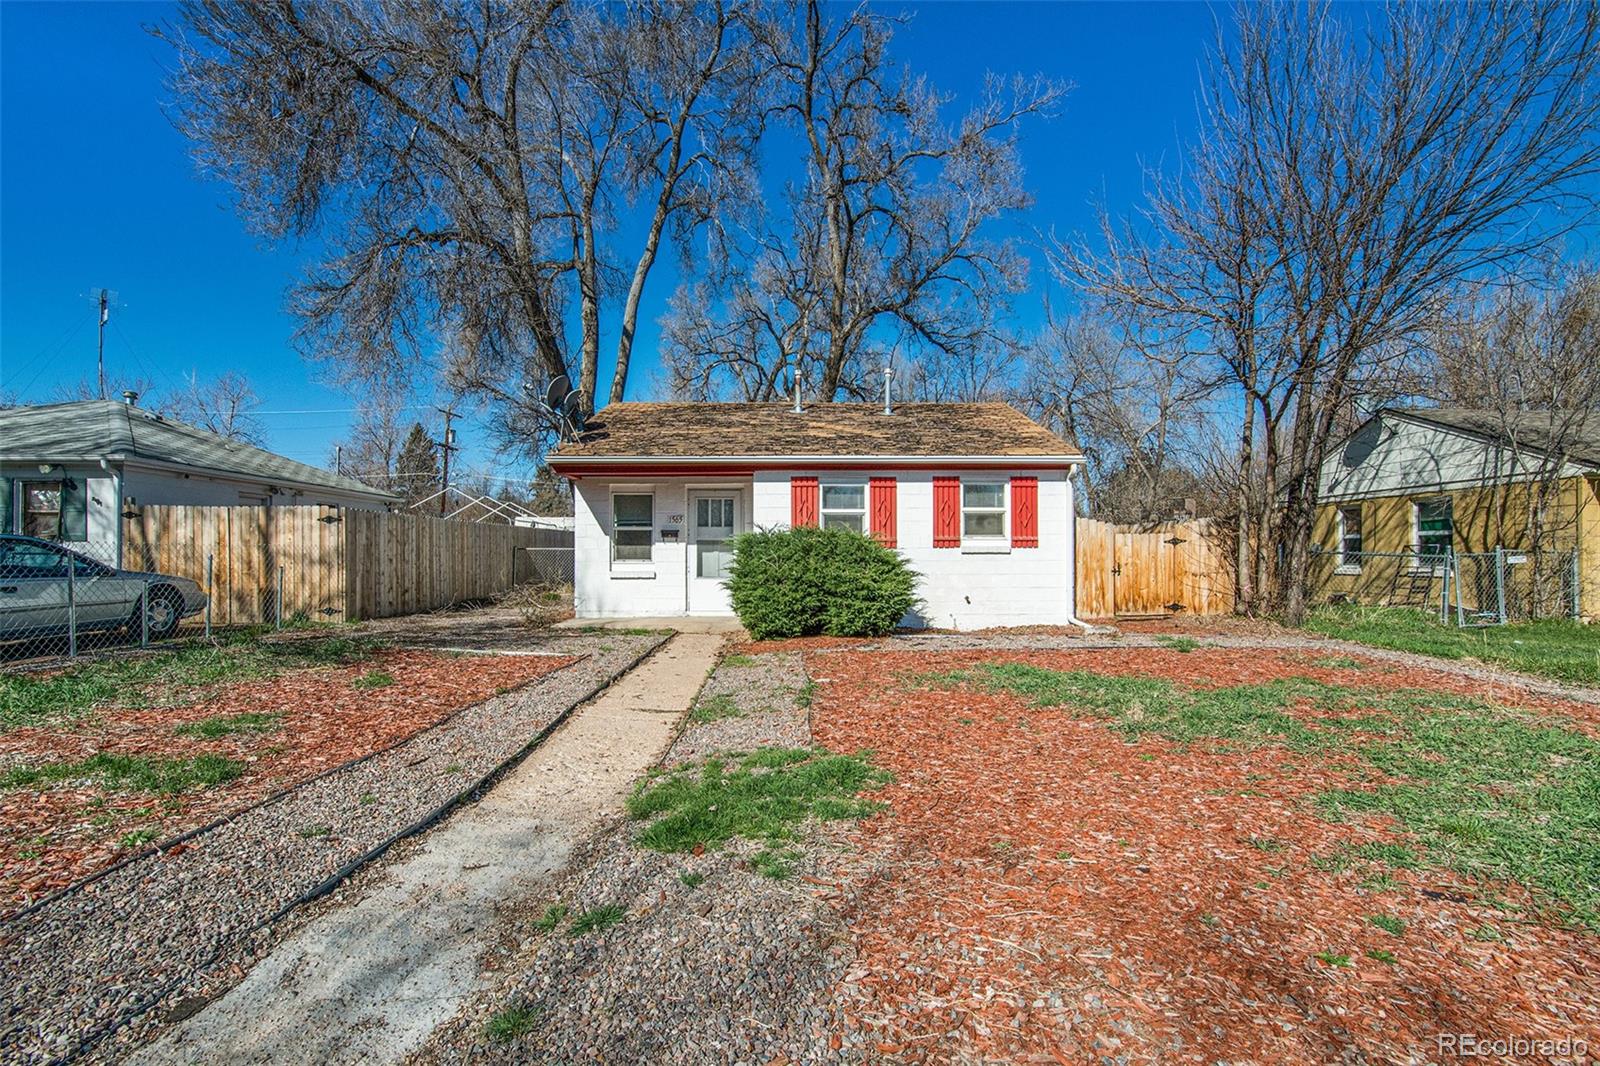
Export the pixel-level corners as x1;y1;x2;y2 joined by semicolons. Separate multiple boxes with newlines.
687;492;738;614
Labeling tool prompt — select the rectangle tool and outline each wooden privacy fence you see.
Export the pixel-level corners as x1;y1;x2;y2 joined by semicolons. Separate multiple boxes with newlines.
123;505;559;625
1076;517;1234;619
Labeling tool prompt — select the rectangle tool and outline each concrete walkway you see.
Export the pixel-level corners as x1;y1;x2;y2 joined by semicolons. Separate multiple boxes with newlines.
133;633;725;1066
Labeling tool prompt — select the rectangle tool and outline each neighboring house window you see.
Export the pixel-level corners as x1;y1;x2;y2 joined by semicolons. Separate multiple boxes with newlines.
820;484;866;532
1413;497;1453;566
962;482;1006;540
1336;506;1363;572
21;482;62;539
611;493;654;564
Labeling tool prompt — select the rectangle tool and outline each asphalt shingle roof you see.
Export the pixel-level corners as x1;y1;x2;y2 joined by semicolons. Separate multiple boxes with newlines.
550;402;1077;460
0;400;398;500
1386;406;1600;469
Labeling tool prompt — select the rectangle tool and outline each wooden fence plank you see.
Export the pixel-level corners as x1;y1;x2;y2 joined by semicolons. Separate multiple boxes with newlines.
121;505;555;626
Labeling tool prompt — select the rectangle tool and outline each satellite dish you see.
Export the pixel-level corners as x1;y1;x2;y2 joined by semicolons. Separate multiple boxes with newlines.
561;390;585;436
544;374;571;411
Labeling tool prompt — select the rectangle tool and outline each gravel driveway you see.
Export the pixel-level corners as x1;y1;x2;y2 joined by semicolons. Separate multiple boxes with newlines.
413;649;879;1065
1;627;667;1066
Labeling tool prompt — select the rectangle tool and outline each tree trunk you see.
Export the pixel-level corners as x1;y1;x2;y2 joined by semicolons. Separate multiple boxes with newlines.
1234;393;1255;615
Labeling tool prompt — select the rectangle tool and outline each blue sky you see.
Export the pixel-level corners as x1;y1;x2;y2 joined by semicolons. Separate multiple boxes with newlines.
1;1;1219;483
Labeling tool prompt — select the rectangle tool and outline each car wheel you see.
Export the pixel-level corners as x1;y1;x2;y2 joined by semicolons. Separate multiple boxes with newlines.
132;587;184;640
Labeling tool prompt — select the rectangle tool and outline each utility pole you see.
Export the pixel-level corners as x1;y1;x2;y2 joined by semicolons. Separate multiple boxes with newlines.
97;289;109;400
437;407;458;515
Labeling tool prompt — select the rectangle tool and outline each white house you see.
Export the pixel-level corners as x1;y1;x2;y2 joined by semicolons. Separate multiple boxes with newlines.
0;398;398;565
546;402;1087;629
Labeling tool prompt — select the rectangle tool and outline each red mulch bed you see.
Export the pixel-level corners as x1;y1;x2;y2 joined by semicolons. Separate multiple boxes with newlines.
810;646;1600;1063
0;649;573;913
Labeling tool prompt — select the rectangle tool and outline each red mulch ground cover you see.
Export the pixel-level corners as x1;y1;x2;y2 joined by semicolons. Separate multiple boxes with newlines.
0;649;573;913
810;645;1600;1064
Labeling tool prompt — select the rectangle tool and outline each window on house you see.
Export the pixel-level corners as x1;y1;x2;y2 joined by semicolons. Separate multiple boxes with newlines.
1336;506;1363;571
820;484;866;532
962;482;1006;539
611;493;654;564
21;482;62;540
1414;497;1453;566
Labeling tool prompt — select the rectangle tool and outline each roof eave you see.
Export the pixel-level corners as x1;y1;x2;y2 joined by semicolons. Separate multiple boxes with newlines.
548;452;1085;470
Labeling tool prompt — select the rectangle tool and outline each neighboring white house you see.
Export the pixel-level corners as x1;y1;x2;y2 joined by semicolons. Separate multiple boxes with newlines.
0;398;399;565
546;402;1086;629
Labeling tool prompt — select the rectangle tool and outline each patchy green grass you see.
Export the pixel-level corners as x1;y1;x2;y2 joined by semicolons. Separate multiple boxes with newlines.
0;633;384;731
721;654;760;668
1317;699;1600;927
533;903;569;931
119;827;160;848
568;904;626;937
173;712;284;738
627;747;888;877
1315;950;1353;967
678;871;706;888
1304;605;1600;685
484;1006;540;1044
2;752;245;794
689;693;744;724
920;663;1331;750
1366;948;1397;964
922;657;1600;928
350;669;396;689
1155;636;1202;653
1368;913;1406;935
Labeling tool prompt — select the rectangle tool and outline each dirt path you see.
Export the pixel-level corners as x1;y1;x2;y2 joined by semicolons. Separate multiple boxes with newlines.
130;632;724;1066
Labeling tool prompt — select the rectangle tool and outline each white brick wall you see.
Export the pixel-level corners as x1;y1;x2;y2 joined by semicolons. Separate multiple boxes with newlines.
574;468;1077;629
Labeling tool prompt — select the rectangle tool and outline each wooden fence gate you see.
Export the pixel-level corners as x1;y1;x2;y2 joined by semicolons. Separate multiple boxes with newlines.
1076;517;1233;619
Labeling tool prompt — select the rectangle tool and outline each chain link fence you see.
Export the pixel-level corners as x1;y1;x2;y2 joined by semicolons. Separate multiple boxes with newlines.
1308;544;1581;626
0;533;311;669
516;543;575;587
4;524;581;670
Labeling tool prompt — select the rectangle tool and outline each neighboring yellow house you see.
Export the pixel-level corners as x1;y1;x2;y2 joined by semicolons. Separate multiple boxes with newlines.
1312;407;1600;620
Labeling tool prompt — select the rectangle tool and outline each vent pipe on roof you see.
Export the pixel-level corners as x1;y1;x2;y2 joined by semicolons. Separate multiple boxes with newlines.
121;390;139;406
792;360;802;414
882;362;894;415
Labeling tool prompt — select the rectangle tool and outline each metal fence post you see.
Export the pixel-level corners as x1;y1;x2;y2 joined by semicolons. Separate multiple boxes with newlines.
1439;555;1449;623
276;565;285;630
66;557;78;658
1452;550;1466;628
1573;549;1583;620
205;552;214;640
1493;546;1507;626
141;575;151;648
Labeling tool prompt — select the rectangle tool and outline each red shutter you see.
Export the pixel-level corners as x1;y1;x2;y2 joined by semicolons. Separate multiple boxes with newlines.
932;476;960;547
1011;476;1038;548
791;476;819;527
869;477;897;547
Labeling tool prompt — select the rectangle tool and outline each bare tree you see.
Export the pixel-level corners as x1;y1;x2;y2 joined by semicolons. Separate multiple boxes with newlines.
1064;0;1600;621
1427;267;1600;611
330;393;411;492
1019;310;1213;522
166;370;265;444
164;0;764;448
663;1;1064;403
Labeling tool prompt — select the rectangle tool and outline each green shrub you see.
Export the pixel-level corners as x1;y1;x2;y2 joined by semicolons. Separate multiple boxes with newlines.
725;525;918;639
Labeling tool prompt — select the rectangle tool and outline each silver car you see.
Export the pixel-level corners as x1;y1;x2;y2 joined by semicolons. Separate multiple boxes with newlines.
0;535;208;641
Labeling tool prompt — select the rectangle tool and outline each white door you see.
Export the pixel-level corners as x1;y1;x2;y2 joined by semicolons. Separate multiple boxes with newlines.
687;492;738;614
